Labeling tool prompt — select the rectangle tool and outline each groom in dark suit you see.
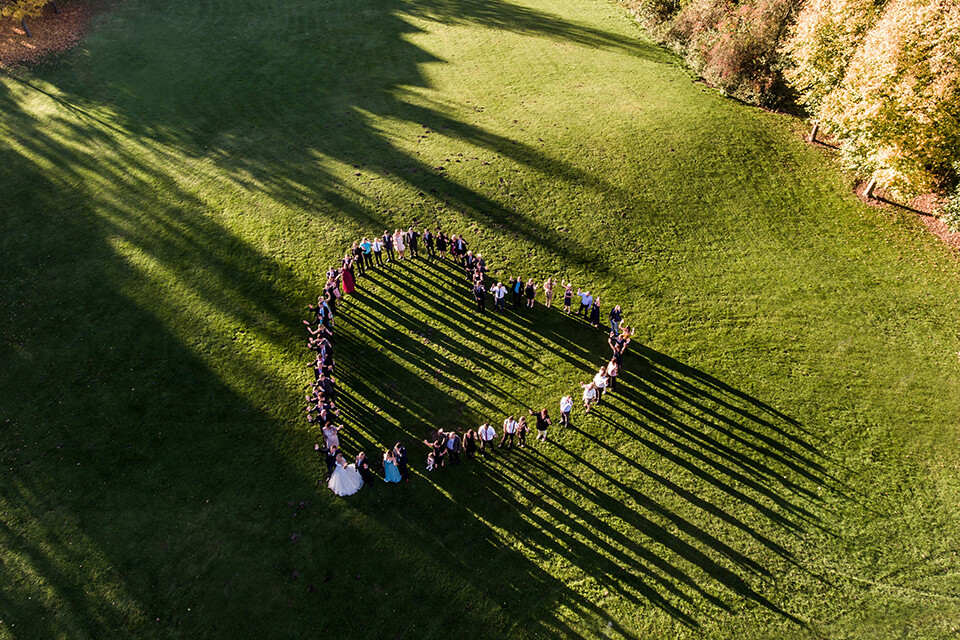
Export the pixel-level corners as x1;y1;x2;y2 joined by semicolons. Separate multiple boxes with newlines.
355;452;374;483
316;443;339;481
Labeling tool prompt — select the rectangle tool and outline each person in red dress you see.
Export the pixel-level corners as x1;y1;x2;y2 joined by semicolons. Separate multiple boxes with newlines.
341;256;356;295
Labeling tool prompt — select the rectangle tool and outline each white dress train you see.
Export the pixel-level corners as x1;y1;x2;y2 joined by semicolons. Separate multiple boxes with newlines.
328;463;364;496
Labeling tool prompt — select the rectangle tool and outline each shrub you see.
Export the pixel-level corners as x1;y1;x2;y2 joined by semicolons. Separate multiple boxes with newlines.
940;181;960;233
625;0;681;27
664;0;800;106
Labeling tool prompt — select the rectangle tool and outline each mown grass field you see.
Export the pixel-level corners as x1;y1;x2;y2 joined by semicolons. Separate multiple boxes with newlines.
2;0;960;637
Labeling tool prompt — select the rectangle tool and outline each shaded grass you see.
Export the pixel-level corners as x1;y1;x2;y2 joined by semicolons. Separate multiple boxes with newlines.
2;0;960;636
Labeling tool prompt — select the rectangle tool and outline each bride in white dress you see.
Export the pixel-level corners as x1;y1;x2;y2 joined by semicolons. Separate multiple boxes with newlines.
328;453;364;496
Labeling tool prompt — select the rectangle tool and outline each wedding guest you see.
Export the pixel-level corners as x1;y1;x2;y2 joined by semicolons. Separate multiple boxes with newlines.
436;230;448;258
559;394;574;428
609;304;622;336
361;237;373;268
393;442;409;482
525;278;536;308
593;365;609;398
499;415;518;448
317;372;337;400
609;327;633;362
323;423;343;449
561;280;574;313
393;229;406;260
611;343;625;370
606;358;620;391
511;277;524;308
383;230;395;262
516;416;529;448
478;422;496;456
530;408;552;442
473;281;487;314
426;452;436;471
341;257;356;295
423;228;435;257
580;381;599;413
589;297;601;328
453;235;467;264
324;280;340;314
490;282;507;311
464;251;477;280
351;242;365;276
445;430;462;463
463;429;478;459
576;289;593;317
407;226;419;257
383;450;402;483
372;236;384;266
543;277;556;308
424;433;447;468
315;297;333;331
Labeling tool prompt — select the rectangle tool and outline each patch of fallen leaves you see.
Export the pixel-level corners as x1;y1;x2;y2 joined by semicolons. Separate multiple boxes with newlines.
0;1;95;68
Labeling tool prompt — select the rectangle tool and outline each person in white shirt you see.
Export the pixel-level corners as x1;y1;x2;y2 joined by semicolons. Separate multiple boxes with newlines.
490;282;507;311
372;237;384;267
593;366;609;397
478;422;496;456
499;416;518;448
606;358;619;392
580;381;598;413
559;394;574;428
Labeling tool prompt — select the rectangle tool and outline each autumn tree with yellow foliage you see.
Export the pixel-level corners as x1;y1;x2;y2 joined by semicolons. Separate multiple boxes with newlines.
784;0;960;197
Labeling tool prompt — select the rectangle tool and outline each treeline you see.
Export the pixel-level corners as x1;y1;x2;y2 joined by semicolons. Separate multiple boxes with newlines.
626;0;960;200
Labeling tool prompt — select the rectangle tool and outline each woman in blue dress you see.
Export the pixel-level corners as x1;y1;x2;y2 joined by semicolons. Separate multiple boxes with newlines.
383;450;402;483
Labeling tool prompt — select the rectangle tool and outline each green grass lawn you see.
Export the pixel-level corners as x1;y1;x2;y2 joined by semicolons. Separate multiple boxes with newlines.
3;0;960;636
